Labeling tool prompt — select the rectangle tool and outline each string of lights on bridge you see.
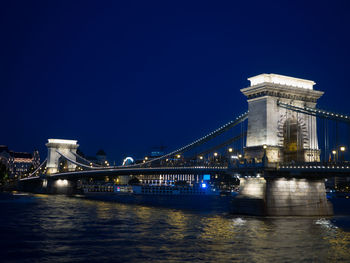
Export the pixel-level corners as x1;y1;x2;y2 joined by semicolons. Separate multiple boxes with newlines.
47;110;249;173
278;102;350;122
280;164;350;170
139;111;249;166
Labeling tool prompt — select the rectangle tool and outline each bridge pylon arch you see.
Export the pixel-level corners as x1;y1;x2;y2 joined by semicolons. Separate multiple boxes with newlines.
46;139;79;174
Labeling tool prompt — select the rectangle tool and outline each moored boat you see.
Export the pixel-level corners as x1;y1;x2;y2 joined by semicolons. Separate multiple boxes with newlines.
81;183;233;212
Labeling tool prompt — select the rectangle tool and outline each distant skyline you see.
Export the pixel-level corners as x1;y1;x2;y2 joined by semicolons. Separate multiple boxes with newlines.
1;0;350;163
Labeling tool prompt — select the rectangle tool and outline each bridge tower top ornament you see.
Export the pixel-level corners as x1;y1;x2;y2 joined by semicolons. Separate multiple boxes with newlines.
248;73;316;90
241;73;324;163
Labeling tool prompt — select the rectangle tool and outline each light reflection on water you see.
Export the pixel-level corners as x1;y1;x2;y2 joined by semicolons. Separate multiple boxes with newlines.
0;193;349;263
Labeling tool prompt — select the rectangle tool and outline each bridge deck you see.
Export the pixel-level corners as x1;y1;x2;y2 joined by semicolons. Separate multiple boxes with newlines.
20;162;350;181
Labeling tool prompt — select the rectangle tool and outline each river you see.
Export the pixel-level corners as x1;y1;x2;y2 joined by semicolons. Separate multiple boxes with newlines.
0;193;350;262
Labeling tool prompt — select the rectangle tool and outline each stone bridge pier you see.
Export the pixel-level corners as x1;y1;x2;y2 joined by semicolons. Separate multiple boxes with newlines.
42;178;78;195
232;176;333;216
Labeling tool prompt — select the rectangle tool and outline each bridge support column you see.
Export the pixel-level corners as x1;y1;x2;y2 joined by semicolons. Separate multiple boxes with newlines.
232;177;333;216
232;177;267;215
45;179;77;195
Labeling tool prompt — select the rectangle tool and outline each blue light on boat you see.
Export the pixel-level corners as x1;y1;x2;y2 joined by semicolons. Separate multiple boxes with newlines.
203;174;211;180
201;183;207;188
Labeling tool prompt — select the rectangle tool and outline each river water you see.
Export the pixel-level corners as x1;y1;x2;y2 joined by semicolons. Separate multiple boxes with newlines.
1;193;350;263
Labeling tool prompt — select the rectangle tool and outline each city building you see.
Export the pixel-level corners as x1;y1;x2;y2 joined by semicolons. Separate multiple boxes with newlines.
0;145;40;178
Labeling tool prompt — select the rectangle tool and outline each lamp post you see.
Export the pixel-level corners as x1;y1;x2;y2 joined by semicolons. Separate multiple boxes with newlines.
176;155;181;164
263;144;267;156
262;144;267;164
332;150;337;162
176;154;181;163
213;152;218;163
198;155;203;165
340;146;346;162
227;148;233;165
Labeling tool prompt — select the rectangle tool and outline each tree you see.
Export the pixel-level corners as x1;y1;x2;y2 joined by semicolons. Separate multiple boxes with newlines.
0;162;9;186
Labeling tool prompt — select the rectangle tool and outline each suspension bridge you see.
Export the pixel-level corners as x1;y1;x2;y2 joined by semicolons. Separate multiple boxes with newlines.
19;73;350;216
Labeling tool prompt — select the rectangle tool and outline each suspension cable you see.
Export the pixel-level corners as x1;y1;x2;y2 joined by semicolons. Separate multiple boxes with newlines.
139;111;248;166
71;152;102;167
278;102;350;123
56;151;109;169
22;159;47;178
186;132;247;160
56;112;248;170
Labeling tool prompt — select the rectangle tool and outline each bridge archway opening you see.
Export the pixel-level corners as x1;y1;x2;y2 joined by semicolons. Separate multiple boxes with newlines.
58;157;69;173
283;118;304;162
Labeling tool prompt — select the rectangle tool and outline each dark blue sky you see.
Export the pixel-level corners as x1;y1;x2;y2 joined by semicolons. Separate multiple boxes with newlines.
1;0;350;163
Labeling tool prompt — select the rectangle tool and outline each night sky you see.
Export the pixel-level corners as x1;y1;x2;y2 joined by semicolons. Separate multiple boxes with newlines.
1;0;350;163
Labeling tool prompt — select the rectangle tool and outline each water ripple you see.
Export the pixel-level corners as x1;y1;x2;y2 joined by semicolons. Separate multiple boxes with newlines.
0;193;350;262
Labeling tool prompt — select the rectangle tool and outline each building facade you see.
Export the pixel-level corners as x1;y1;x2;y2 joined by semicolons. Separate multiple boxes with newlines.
0;145;40;178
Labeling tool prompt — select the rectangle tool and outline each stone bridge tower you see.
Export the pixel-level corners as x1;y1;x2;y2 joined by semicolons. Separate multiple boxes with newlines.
241;73;324;163
46;139;79;174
